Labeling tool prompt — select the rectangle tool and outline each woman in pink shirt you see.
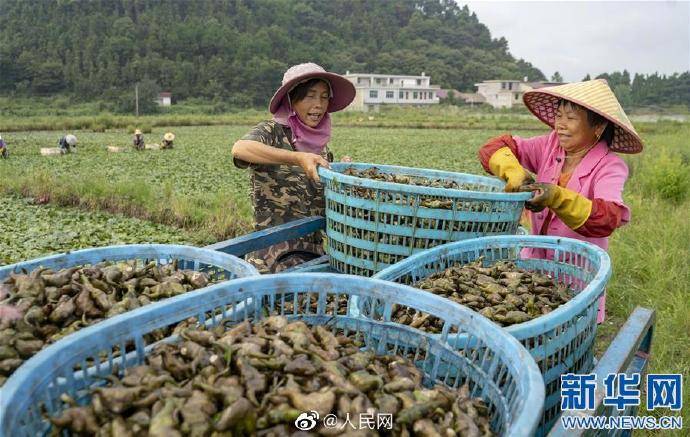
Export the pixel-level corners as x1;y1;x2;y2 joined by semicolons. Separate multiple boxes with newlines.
478;79;644;322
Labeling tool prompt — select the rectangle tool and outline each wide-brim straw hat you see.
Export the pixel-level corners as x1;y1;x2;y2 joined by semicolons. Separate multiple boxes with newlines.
65;134;77;145
164;132;175;141
134;129;142;135
523;79;643;153
269;63;356;114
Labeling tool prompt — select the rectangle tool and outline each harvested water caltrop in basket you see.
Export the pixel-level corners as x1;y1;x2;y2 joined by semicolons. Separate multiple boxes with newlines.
399;258;573;329
343;166;474;209
1;274;544;436
47;316;494;436
372;235;612;435
0;244;259;386
0;261;215;386
320;163;532;276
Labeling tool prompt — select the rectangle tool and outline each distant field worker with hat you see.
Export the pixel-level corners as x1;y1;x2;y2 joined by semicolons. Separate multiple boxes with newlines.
58;134;78;154
478;79;643;322
161;132;175;149
232;62;356;273
133;129;144;151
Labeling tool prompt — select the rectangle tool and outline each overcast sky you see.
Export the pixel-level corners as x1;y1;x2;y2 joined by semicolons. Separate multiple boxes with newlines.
460;1;690;82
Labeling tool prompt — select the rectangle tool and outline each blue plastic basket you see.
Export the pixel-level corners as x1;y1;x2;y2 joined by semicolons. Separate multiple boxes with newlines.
0;244;259;281
1;274;544;436
371;235;611;435
0;244;258;387
319;163;532;277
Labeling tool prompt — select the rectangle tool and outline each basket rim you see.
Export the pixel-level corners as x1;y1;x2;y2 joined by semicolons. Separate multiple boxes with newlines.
319;163;533;201
0;243;260;280
373;235;612;336
0;273;544;436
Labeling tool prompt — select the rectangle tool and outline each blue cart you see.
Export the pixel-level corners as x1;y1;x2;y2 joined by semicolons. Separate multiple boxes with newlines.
207;216;656;436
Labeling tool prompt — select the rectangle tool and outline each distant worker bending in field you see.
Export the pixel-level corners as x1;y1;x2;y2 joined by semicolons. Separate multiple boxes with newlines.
478;79;643;323
58;134;78;154
0;135;7;159
161;132;175;149
231;63;356;273
133;129;144;151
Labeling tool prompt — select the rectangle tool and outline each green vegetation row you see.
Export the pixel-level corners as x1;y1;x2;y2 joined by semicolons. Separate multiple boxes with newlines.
0;126;253;242
1;118;685;239
3;124;504;241
0;195;201;265
3;99;682;133
0;104;549;132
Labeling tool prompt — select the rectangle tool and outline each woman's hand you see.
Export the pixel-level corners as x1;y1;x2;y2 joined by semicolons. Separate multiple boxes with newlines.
295;152;330;182
520;183;554;212
488;147;533;192
519;183;593;230
505;170;534;192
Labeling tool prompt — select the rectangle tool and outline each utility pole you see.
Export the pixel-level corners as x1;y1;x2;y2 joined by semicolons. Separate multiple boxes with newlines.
135;83;139;117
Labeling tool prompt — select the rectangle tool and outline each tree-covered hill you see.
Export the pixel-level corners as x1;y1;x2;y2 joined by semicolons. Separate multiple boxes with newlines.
0;0;544;106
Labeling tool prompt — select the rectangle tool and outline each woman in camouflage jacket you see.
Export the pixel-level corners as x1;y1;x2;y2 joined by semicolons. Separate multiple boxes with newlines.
232;63;355;273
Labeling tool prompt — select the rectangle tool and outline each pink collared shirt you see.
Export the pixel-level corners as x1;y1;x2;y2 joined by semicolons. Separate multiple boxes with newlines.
514;131;631;257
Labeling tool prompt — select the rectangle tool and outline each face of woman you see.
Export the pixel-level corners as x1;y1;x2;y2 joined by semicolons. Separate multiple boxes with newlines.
554;103;604;153
292;81;330;127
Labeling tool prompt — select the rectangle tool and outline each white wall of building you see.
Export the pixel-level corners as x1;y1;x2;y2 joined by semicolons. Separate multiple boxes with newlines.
475;81;524;109
345;73;440;111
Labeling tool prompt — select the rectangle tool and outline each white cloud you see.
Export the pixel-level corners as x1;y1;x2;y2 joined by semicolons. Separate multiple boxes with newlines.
460;1;690;81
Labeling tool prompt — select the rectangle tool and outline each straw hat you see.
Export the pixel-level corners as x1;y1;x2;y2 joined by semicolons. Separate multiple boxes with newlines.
269;63;355;114
164;132;175;142
134;129;142;135
65;134;77;146
523;79;643;154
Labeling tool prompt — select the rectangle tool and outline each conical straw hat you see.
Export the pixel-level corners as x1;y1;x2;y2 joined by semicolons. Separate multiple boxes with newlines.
164;132;175;141
523;79;643;153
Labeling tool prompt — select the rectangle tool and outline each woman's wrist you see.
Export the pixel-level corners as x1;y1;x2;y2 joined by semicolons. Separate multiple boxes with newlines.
288;150;303;166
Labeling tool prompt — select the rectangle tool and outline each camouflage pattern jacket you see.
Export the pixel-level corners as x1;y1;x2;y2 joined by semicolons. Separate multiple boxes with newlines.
234;120;333;273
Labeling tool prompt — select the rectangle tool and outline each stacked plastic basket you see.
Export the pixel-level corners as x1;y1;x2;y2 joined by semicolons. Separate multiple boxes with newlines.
1;274;545;436
319;163;532;276
372;235;612;435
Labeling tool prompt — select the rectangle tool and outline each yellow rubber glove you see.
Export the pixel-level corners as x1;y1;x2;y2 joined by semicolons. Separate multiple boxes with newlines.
488;147;533;192
521;183;593;229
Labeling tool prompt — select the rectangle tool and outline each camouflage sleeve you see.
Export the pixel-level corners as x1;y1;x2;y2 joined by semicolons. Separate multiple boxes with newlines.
233;121;278;169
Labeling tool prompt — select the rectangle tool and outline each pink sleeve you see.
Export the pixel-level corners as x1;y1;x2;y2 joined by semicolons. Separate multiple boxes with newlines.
512;133;552;174
590;157;631;224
